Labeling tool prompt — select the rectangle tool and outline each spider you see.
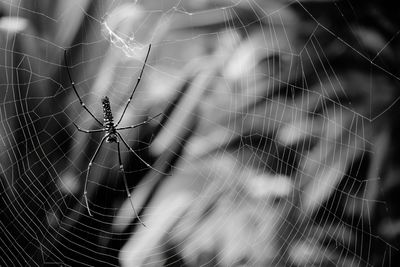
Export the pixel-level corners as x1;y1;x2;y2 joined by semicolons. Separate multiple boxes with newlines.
64;44;165;225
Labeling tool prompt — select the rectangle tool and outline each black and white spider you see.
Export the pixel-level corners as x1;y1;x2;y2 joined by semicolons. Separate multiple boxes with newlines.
65;44;164;225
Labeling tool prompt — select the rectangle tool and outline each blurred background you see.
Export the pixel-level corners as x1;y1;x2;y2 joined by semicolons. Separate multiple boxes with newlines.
1;0;400;266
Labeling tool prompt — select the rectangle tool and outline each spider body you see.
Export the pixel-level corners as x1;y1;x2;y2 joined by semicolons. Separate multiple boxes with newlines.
102;96;118;143
65;44;166;225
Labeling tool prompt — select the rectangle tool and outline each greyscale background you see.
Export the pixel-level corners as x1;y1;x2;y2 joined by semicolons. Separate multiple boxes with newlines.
0;1;400;266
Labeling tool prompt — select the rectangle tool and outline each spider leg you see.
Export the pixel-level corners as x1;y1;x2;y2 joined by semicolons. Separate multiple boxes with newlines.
73;122;107;133
117;140;146;227
115;44;152;127
84;134;108;216
116;132;169;176
64;50;103;126
116;112;163;131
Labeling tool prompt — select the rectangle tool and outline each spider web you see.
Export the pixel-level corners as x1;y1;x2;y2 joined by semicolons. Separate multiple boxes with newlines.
0;0;399;266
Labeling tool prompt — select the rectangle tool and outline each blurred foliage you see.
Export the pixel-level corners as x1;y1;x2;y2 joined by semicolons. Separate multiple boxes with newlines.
0;0;400;266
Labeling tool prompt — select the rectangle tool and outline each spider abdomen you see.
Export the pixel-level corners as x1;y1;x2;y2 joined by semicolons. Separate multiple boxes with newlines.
102;96;114;127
